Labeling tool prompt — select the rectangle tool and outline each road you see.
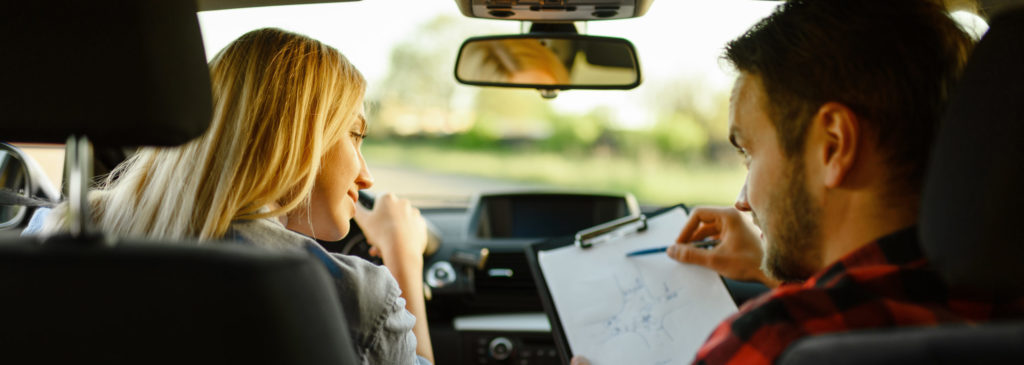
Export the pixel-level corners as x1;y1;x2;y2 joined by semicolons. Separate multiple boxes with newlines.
366;165;554;207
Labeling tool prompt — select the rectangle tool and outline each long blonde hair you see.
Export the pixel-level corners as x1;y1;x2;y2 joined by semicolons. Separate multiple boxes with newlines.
43;28;366;241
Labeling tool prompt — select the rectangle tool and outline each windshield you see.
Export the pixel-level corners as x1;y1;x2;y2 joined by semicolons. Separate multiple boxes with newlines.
197;1;779;208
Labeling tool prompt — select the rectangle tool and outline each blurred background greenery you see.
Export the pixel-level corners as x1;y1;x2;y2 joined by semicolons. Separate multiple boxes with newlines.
363;15;745;206
194;1;785;208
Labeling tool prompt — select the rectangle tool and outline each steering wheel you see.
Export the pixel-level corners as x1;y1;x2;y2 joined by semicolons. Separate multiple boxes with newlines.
317;191;440;265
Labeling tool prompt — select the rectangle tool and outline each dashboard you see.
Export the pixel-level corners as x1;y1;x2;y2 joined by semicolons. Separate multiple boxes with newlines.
420;191;639;365
318;190;768;365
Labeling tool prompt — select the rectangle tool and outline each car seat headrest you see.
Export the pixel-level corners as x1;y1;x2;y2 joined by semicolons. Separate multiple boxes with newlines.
920;6;1024;294
0;1;212;147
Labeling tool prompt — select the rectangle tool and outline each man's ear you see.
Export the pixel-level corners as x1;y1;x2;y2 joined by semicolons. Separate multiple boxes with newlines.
814;102;859;188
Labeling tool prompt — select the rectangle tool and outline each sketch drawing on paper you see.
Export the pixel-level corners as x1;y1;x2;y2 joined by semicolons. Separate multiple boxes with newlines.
594;262;684;350
538;208;738;365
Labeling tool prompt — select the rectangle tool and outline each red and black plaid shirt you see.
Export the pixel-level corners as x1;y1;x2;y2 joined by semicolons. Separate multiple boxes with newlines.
694;226;1024;365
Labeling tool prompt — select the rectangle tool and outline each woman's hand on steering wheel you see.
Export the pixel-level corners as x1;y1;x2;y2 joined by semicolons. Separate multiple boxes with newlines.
353;192;428;262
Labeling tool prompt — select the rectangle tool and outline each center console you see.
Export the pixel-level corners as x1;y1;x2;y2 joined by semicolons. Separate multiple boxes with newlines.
424;191;639;364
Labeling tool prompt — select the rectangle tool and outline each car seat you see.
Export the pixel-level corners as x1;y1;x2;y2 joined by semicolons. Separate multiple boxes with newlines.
777;6;1024;364
0;1;358;364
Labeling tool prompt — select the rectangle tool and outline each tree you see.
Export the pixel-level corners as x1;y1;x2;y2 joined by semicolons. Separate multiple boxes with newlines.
371;15;500;136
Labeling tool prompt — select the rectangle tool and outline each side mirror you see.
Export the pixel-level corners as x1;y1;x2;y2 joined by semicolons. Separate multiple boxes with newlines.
454;34;641;93
0;143;59;231
0;145;30;230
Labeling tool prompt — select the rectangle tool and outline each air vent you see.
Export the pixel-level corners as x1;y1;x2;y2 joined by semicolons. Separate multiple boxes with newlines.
476;252;535;290
471;252;542;311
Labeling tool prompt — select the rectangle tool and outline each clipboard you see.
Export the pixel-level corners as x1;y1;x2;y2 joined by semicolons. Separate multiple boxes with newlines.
525;204;739;365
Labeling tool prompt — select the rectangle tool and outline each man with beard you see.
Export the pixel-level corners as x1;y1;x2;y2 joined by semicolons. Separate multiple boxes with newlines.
572;1;1023;364
649;0;1024;364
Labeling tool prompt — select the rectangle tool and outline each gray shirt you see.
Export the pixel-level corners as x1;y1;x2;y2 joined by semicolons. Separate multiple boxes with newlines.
226;218;430;365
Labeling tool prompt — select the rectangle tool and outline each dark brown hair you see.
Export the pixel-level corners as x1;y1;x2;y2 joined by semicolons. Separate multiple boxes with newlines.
724;0;974;194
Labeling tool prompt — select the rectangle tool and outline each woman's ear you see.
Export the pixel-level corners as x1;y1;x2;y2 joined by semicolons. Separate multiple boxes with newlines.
815;102;860;188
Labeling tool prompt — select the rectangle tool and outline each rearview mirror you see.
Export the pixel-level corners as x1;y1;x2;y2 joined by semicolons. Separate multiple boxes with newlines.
455;34;641;91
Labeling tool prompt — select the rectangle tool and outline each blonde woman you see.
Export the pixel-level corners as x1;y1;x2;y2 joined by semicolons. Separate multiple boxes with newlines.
31;28;433;364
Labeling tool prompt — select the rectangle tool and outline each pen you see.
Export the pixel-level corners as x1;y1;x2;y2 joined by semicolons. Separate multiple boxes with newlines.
625;246;668;257
625;240;720;257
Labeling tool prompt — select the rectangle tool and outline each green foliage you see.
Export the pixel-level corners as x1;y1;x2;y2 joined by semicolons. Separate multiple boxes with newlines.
652;113;709;160
363;141;746;206
375;15;466;107
539;107;610;152
365;14;748;203
368;13;739;163
370;15;503;137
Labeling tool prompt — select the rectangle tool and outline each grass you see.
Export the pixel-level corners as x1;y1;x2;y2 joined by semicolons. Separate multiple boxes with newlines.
362;141;746;206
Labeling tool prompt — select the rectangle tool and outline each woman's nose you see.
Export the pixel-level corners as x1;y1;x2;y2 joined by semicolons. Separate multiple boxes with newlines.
355;156;374;190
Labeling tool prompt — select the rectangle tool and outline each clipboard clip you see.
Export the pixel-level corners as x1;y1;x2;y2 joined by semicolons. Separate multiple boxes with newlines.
575;214;648;249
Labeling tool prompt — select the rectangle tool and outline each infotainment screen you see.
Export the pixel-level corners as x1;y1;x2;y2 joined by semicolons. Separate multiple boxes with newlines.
473;193;633;239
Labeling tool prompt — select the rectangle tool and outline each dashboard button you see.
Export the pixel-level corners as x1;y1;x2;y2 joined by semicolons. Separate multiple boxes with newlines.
427;261;457;288
488;337;514;361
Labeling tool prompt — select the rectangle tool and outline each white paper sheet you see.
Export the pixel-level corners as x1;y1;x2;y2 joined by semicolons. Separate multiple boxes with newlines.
538;207;737;365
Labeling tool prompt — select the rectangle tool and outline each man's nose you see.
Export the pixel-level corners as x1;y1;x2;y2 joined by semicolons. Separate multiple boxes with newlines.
734;179;752;212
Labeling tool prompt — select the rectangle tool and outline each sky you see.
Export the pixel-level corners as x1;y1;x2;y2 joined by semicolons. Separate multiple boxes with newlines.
197;0;780;129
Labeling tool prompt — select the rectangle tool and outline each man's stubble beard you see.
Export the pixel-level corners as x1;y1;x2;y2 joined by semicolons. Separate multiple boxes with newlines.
760;158;824;283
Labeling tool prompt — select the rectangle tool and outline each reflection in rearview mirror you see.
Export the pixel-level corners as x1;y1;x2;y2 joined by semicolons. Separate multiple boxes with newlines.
455;35;641;91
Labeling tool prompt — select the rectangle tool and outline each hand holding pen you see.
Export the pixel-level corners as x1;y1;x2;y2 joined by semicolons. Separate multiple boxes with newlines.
649;206;781;288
